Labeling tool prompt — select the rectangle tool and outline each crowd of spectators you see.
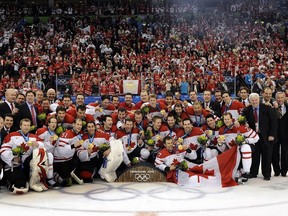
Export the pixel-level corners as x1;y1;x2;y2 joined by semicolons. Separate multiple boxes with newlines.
0;0;287;99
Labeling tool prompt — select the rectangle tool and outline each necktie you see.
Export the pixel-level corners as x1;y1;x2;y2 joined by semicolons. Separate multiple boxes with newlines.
278;106;283;118
11;103;14;111
253;108;258;123
206;103;209;108
31;105;37;126
242;100;245;106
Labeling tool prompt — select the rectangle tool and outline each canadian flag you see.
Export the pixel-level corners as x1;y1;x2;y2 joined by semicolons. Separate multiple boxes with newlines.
81;25;96;34
168;146;241;187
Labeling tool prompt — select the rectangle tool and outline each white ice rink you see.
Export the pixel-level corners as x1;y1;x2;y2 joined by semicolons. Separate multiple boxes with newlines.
0;175;287;216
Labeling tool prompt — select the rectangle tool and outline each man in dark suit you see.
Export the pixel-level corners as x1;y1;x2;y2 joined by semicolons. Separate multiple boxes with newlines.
1;114;17;142
202;90;221;117
242;93;278;180
16;90;42;133
214;89;224;109
236;86;250;107
272;92;288;177
0;88;19;118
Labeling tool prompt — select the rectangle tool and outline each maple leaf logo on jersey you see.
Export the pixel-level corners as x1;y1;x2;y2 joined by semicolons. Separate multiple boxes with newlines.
125;142;136;148
92;146;99;153
20;142;30;152
172;158;181;166
126;142;136;151
189;143;198;150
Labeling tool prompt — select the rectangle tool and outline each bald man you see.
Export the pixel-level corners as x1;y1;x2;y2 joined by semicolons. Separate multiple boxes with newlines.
0;88;19;118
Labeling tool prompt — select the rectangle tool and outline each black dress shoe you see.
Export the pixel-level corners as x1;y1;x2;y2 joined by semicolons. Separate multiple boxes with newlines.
264;177;270;181
274;173;280;176
281;173;287;177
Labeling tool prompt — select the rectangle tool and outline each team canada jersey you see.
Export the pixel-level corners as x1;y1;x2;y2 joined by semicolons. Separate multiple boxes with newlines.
150;125;170;149
47;113;75;130
36;128;57;153
186;107;211;127
142;102;167;118
86;103;116;119
165;124;182;140
54;129;83;163
99;125;117;138
221;100;245;120
155;148;187;172
218;125;259;149
116;128;140;154
76;131;110;162
118;102;135;111
176;127;205;150
0;131;44;169
201;125;220;146
134;100;146;110
134;119;149;131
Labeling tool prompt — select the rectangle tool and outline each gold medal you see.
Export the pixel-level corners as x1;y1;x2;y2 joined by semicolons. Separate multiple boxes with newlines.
53;135;58;141
27;140;33;146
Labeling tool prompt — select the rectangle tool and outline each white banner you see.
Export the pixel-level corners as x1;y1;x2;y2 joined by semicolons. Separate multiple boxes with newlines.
123;80;139;94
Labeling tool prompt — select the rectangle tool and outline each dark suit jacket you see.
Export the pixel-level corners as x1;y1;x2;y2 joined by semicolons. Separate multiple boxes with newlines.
275;103;288;141
16;103;42;130
201;101;221;117
242;103;278;145
0;127;17;145
0;102;13;118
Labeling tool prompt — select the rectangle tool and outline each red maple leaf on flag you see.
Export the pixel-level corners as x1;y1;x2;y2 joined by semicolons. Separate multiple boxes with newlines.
228;140;237;147
188;165;215;183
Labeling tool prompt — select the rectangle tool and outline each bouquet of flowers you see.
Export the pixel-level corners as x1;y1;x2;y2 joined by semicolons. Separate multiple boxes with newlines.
178;160;188;171
144;130;153;140
55;125;66;135
37;113;47;121
197;135;208;145
215;119;224;129
141;106;150;115
131;157;140;165
98;143;110;152
205;130;214;139
12;143;29;157
176;116;182;124
237;116;247;125
30;125;36;131
82;121;87;127
217;135;226;146
235;134;246;145
146;139;155;146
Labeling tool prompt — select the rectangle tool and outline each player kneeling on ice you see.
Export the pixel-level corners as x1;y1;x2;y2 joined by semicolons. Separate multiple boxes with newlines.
53;118;84;187
218;112;259;182
73;121;113;183
155;136;195;180
0;118;48;194
36;117;60;189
